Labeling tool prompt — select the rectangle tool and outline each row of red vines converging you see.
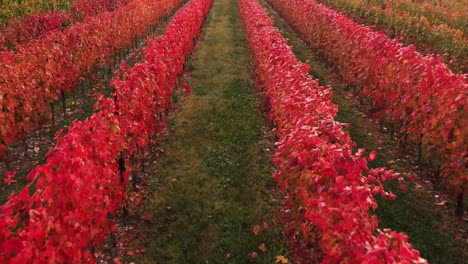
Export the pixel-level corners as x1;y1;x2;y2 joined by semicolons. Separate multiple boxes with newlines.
0;0;212;262
266;0;467;198
0;0;133;50
0;0;184;162
239;0;427;262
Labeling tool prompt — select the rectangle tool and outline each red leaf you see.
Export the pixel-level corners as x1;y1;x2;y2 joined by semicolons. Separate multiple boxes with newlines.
249;252;258;258
3;171;17;185
258;243;266;252
183;82;191;95
253;225;261;236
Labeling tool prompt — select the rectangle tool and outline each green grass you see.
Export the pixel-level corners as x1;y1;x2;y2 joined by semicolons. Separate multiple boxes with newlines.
128;0;286;262
260;1;467;263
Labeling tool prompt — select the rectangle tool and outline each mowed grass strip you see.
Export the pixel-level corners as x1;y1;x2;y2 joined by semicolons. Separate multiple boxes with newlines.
135;0;286;262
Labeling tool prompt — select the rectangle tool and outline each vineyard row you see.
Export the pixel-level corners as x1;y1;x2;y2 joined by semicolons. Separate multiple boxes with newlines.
239;0;427;262
267;0;467;209
0;0;212;261
0;0;133;50
0;0;184;163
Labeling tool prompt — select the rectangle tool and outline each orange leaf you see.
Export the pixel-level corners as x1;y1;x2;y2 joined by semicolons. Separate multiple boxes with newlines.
259;243;266;252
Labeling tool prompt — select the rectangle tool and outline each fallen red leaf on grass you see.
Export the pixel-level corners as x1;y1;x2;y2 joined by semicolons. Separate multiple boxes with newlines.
253;225;261;236
435;201;447;206
249;252;258;258
259;243;266;252
141;213;151;220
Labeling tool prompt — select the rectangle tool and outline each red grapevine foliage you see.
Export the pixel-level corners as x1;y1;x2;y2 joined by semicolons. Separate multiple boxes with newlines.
0;11;70;49
239;0;427;262
0;0;212;261
266;0;467;198
0;0;132;50
0;0;184;162
71;0;133;20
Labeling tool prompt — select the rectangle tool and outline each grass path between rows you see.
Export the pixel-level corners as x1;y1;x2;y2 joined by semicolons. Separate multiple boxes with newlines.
259;1;467;263
132;0;286;262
